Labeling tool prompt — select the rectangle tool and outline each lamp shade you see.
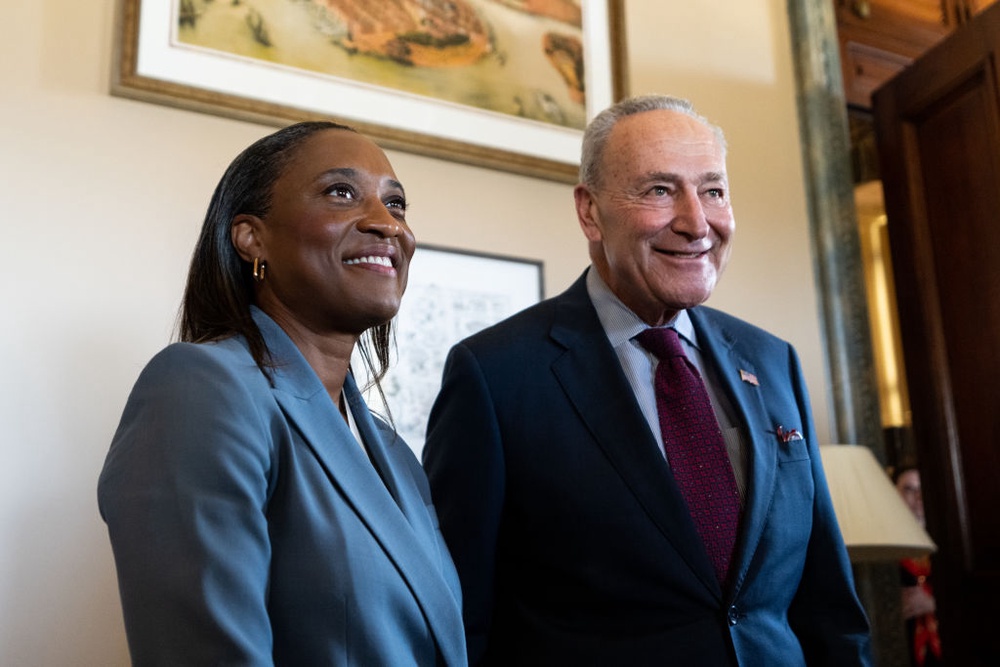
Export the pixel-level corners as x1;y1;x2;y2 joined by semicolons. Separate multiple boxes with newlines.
819;444;936;562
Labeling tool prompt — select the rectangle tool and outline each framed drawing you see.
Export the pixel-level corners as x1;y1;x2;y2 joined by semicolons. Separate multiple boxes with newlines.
111;0;628;183
353;244;543;459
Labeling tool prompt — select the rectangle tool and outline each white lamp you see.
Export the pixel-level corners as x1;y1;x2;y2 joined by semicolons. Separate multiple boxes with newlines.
819;444;936;562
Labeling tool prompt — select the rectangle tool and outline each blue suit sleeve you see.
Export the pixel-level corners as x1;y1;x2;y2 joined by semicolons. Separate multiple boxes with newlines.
785;346;874;666
423;343;505;664
98;344;275;666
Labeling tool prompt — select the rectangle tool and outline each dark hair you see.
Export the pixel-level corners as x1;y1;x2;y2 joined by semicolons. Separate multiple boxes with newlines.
178;120;395;391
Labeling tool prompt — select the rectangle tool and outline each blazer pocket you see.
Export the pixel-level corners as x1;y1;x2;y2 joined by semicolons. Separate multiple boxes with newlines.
776;440;811;464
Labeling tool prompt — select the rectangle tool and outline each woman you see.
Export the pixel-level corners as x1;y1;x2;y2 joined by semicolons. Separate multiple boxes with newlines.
895;466;942;666
98;122;466;666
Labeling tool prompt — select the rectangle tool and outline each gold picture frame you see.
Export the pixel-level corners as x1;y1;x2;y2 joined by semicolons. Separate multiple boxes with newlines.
111;0;628;183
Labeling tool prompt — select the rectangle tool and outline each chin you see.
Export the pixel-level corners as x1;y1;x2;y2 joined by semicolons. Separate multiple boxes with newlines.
664;285;715;309
682;279;718;305
372;302;403;324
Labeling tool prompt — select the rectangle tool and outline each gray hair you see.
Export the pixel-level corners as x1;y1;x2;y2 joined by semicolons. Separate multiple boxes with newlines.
578;94;727;188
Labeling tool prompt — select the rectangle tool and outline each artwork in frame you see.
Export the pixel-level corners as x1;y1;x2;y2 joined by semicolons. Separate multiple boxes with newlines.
352;244;543;459
111;0;628;183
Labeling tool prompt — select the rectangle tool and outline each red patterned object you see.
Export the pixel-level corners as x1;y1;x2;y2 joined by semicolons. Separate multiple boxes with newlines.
901;556;942;666
637;327;742;585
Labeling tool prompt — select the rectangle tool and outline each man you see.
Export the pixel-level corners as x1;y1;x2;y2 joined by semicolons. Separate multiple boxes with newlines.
423;95;872;666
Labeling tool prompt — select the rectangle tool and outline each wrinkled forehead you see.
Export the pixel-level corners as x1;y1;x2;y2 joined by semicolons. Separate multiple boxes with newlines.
603;110;727;182
614;109;723;151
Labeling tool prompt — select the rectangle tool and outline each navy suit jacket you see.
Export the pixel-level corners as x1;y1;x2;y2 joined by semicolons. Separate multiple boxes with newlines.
423;271;871;666
99;308;466;666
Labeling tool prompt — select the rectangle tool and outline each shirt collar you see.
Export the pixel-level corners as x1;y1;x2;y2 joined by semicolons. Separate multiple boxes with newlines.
585;267;700;349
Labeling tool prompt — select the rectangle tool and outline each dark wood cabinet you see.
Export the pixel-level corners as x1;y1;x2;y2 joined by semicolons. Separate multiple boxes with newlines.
964;0;1000;18
873;5;1000;662
874;6;1000;667
836;0;997;107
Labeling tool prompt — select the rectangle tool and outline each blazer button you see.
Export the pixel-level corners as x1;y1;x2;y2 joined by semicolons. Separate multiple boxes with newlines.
727;606;739;626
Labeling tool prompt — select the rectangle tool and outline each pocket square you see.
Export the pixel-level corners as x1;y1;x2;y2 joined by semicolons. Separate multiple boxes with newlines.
774;425;803;443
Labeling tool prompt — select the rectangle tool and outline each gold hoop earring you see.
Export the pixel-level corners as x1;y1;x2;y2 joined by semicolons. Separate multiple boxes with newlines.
252;257;267;282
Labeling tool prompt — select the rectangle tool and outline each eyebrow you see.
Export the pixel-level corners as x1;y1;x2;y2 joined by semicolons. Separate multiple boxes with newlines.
319;167;406;195
640;170;728;185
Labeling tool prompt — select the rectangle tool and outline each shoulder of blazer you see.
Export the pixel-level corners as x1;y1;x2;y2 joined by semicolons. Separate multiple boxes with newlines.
141;336;264;390
688;305;792;357
130;340;280;443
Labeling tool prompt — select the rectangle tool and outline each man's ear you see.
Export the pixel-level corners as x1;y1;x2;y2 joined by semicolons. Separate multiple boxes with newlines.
231;213;264;263
574;184;603;243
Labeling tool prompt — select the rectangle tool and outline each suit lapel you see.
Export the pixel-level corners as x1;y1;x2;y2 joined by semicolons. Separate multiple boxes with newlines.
548;277;722;597
342;374;442;565
688;308;778;596
253;310;465;666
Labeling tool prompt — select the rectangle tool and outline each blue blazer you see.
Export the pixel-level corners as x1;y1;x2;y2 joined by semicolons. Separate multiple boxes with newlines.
99;308;466;666
423;271;871;666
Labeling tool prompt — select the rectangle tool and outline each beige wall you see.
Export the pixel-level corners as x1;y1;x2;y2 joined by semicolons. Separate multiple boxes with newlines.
0;1;829;663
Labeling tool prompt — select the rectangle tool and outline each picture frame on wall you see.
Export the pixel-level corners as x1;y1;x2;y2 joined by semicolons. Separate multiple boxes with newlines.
111;0;628;183
352;244;543;459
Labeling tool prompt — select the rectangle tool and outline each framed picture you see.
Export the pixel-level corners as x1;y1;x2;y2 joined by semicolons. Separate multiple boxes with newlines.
112;0;628;183
353;244;543;459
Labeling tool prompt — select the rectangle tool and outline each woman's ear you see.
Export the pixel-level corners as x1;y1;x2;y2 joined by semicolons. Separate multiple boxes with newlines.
231;213;263;263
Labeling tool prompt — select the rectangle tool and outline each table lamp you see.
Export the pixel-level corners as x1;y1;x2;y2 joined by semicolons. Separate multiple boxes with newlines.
820;444;936;561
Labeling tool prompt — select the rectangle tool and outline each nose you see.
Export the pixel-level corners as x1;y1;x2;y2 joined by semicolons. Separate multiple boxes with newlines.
357;201;407;238
670;188;709;239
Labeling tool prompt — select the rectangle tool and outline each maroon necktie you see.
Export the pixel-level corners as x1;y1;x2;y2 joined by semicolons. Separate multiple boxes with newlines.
636;327;741;584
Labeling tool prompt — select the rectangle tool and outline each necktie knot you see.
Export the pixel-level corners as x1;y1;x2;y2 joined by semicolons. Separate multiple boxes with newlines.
635;327;686;361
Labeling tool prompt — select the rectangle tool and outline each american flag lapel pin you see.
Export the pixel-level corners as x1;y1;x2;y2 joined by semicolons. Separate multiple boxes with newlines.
739;369;759;386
